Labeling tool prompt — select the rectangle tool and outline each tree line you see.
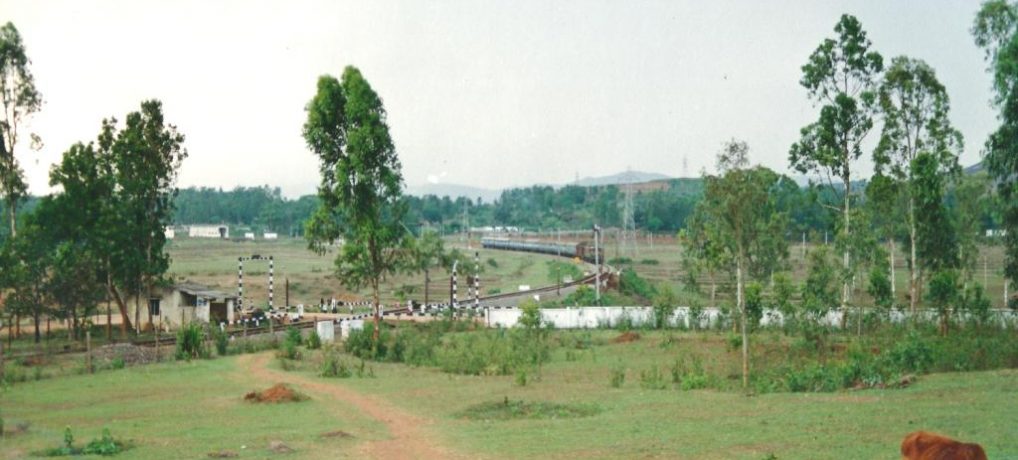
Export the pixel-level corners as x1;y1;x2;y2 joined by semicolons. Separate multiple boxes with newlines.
1;22;185;343
681;9;1018;390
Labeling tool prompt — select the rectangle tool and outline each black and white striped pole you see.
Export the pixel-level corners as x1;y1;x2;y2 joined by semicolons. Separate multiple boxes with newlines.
268;256;274;311
237;257;244;311
451;260;458;312
474;251;480;309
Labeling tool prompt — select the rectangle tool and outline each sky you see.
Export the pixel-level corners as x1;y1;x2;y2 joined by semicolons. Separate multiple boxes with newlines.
0;0;1000;198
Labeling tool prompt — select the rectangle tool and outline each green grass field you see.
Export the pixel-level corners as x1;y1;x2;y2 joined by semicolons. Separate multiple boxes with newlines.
3;329;1015;459
611;235;1014;309
165;237;583;308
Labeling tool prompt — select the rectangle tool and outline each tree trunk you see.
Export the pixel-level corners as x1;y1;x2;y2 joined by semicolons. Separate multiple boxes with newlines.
842;174;851;326
424;268;430;306
107;280;132;337
909;196;918;317
738;255;748;391
134;292;140;336
106;298;112;341
7;201;16;239
32;305;40;344
889;239;896;297
372;280;381;342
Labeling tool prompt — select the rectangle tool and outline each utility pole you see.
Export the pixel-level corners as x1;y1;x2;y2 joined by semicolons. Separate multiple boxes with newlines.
621;169;637;259
593;225;602;305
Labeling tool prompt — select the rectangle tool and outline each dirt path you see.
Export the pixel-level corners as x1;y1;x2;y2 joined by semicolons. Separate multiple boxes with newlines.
235;352;464;459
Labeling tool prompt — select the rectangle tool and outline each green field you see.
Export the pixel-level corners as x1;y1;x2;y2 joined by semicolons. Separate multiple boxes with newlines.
609;235;1014;309
2;329;1015;459
165;237;583;308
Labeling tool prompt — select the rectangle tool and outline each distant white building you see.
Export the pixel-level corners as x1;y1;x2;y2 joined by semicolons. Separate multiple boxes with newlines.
165;226;175;239
263;232;278;240
244;232;255;240
189;225;229;239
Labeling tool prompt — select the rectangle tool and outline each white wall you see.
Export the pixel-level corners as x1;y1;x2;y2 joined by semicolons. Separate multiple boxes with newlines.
486;306;1018;329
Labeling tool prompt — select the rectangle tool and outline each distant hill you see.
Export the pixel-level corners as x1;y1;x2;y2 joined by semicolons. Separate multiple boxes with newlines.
964;161;985;175
574;171;670;187
404;183;502;203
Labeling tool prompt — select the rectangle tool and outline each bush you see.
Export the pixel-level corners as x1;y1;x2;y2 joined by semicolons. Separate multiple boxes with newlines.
671;356;713;390
652;283;678;329
320;348;352;378
306;330;322;350
111;357;125;370
36;426;127;457
639;259;660;265
175;323;208;360
886;331;934;374
619;268;655;300
211;326;229;356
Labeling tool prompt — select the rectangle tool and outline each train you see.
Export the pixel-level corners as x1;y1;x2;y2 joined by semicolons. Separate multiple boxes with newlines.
480;237;603;264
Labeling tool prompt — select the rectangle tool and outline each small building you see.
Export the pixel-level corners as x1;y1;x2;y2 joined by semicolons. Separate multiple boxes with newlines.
263;232;278;240
189;225;229;239
126;282;237;330
244;232;255;240
165;226;176;239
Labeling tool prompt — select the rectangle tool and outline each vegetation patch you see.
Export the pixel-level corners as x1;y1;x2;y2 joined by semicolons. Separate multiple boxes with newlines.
243;383;308;403
35;427;131;457
459;398;600;421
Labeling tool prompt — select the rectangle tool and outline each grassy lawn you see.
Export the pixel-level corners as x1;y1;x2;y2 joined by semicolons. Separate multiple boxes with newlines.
0;357;382;459
5;329;1014;459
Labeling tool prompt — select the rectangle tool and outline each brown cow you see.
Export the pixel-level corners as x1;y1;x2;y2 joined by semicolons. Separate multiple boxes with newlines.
901;431;987;460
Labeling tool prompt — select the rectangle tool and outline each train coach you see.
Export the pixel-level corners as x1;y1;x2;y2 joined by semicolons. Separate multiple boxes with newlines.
481;237;602;263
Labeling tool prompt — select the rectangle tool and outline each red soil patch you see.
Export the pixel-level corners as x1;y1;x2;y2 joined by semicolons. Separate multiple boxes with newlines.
244;383;307;403
612;331;641;343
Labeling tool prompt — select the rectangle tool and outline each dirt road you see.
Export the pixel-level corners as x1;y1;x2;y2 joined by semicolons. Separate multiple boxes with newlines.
235;352;465;459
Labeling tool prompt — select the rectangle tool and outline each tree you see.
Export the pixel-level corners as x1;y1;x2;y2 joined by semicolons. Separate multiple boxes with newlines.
111;101;186;331
304;67;413;341
927;269;960;335
790;14;883;315
912;152;959;276
411;229;446;306
801;246;838;323
694;140;788;390
973;1;1018;291
0;22;42;239
874;56;962;314
43;102;185;336
864;173;903;300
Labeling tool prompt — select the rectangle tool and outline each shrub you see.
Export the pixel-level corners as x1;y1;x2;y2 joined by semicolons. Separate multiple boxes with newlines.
211;326;229;356
111;357;125;370
175;323;208;360
671;356;713;390
518;299;543;331
640;259;660;265
306;330;322;350
345;324;389;360
486;258;498;268
652;283;678;329
886;331;934;374
83;428;124;456
320;349;352;378
619;268;655;300
514;369;528;386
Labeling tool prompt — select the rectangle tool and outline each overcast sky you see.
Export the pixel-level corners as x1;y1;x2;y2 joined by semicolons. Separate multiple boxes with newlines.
0;0;999;198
